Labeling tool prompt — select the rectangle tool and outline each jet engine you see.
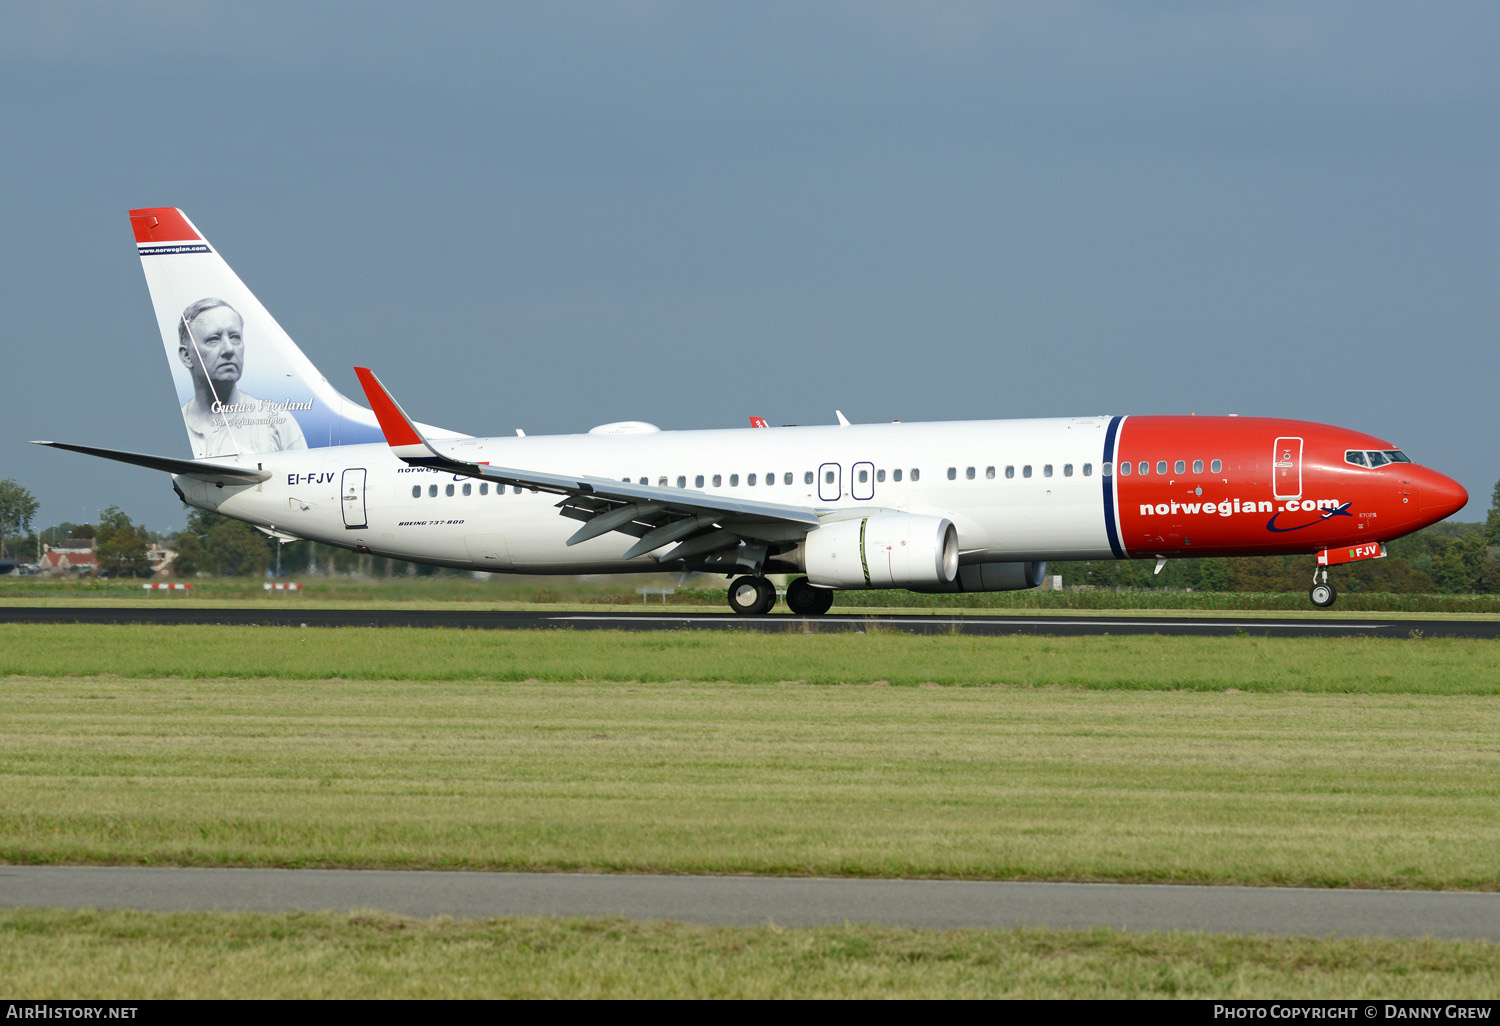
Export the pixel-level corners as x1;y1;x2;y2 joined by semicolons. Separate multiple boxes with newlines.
803;514;958;589
909;560;1048;593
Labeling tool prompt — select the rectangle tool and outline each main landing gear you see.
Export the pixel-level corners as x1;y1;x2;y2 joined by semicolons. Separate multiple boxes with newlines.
727;575;777;615
785;576;834;616
1309;568;1338;608
725;575;835;616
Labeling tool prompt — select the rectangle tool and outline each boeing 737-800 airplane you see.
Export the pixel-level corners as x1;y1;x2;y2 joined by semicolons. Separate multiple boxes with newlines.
36;208;1469;614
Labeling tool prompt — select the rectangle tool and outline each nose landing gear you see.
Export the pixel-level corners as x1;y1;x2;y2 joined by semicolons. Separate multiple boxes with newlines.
1309;568;1337;608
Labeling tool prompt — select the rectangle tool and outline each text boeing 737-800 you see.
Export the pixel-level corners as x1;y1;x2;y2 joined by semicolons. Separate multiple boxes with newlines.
35;208;1469;614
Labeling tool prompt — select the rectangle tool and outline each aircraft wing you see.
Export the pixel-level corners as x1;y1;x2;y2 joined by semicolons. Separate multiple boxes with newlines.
354;368;821;564
31;441;273;485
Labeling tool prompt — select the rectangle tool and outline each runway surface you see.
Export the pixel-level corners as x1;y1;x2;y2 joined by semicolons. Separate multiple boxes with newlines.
4;866;1498;940
4;606;1498;637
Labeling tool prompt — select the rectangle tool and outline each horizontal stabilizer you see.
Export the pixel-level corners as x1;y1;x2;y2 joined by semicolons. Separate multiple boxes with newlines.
32;441;271;485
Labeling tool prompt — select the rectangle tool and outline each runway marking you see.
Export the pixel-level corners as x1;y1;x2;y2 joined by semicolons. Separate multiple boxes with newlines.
550;615;1389;631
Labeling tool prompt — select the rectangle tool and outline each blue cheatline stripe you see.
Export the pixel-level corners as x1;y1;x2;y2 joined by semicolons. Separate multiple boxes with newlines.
1102;415;1127;559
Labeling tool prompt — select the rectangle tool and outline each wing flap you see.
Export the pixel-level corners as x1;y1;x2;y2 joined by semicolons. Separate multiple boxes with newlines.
353;368;822;558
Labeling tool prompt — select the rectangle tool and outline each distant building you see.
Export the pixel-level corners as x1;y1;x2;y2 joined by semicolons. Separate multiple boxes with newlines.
147;543;176;577
39;539;97;575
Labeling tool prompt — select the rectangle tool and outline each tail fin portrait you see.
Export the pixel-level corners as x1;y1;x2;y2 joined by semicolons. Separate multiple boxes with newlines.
130;207;452;459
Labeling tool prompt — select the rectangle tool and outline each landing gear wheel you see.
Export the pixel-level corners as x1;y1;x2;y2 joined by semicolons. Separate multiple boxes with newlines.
1309;582;1337;608
785;577;834;616
728;575;777;615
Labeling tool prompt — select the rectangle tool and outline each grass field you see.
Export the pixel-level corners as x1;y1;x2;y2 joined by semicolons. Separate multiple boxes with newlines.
5;624;1498;997
3;627;1498;887
6;909;1499;999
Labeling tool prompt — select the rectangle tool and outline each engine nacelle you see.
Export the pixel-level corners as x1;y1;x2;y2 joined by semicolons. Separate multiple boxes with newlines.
909;560;1048;594
804;514;959;590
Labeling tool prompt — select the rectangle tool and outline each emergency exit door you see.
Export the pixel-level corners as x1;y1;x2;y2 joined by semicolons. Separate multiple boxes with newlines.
341;468;368;529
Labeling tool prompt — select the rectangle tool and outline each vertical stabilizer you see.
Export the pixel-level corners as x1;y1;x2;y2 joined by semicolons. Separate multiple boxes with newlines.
130;207;459;458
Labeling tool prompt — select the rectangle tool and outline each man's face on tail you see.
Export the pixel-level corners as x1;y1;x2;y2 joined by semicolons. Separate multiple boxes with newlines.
180;305;245;393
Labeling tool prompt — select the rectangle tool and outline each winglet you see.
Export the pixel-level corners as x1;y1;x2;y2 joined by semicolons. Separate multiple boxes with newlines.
354;367;455;467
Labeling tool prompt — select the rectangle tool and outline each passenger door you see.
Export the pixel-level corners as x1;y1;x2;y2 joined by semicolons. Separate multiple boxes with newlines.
341;468;369;529
1272;437;1303;500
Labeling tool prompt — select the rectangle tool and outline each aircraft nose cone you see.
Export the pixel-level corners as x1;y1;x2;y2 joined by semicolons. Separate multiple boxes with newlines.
1420;471;1468;520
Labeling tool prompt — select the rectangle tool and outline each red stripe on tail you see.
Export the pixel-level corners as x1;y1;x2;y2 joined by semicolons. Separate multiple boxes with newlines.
128;208;201;244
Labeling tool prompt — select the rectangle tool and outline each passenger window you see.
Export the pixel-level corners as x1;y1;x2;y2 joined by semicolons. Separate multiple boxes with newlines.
429;484;438;497
893;469;903;482
411;485;420;498
804;471;814;485
749;473;757;486
692;475;702;488
911;469;920;482
947;467;957;480
462;483;472;496
766;473;774;486
1084;463;1093;477
1044;464;1053;478
1119;462;1130;476
1192;459;1203;474
1063;464;1073;477
480;483;488;495
825;470;835;484
1156;461;1167;476
985;466;995;479
514;485;522;494
1174;460;1185;475
677;475;687;488
1139;462;1149;475
784;472;793;485
638;477;647;485
877;469;886;482
659;477;668;487
730;474;739;486
1005;466;1015;479
1023;465;1032;479
1211;459;1222;474
965;467;975;480
859;468;869;483
446;484;455;497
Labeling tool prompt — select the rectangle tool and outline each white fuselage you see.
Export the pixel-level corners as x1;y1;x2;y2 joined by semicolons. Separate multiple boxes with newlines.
178;417;1118;572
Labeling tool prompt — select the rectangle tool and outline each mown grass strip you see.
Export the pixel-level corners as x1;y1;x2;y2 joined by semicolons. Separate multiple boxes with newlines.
2;624;1497;692
4;678;1498;887
4;909;1498;999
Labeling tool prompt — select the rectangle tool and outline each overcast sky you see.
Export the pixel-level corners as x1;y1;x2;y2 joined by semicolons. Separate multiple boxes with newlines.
2;1;1496;534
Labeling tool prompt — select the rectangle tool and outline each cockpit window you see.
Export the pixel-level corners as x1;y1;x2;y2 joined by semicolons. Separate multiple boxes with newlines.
1347;449;1413;468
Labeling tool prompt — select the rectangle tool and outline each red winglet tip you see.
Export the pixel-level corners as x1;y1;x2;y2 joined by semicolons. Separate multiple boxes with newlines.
354;367;425;448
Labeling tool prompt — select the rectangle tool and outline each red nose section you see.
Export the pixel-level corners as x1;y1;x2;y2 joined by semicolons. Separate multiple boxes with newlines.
1420;471;1468;521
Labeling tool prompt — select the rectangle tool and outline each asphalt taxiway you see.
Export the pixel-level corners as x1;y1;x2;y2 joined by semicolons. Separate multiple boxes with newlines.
2;606;1497;638
4;866;1498;940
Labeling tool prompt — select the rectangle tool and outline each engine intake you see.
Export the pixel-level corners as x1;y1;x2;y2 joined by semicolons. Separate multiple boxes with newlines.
804;514;959;589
